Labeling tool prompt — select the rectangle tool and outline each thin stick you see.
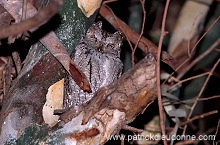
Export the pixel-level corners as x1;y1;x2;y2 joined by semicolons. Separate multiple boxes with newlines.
180;110;218;126
163;95;220;106
198;95;220;101
157;1;170;145
187;14;202;57
213;119;220;145
190;16;220;56
122;124;143;133
169;72;210;90
131;0;146;66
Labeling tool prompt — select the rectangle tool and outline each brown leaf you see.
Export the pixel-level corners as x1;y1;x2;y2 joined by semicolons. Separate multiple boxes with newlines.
69;61;92;92
0;4;15;28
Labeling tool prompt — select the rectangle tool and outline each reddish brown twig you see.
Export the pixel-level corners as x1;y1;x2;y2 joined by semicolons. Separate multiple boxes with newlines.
131;0;146;66
213;119;220;145
163;95;220;106
122;124;144;133
169;72;210;91
198;95;220;101
157;1;170;145
180;110;218;126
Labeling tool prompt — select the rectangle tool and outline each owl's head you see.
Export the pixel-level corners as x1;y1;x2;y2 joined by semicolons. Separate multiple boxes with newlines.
84;22;123;57
85;21;104;43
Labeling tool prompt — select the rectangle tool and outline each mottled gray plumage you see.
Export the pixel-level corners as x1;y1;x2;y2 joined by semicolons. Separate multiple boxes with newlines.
64;22;123;109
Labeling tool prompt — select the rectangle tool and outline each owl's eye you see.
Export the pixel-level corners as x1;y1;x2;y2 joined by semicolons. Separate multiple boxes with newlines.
107;44;115;48
90;35;96;38
117;43;122;47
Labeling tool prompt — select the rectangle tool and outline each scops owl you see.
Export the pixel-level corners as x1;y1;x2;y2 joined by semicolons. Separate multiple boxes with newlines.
64;22;123;109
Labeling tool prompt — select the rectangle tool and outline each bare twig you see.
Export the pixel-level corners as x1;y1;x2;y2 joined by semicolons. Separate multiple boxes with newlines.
213;119;220;145
190;16;220;57
131;0;146;66
183;58;220;134
163;95;220;106
3;57;13;97
157;1;170;145
11;51;22;74
187;14;202;57
122;124;144;133
103;0;119;4
0;0;63;39
180;110;218;126
197;95;220;101
169;72;210;90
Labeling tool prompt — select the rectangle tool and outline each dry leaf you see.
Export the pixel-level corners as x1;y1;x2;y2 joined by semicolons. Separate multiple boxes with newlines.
168;0;213;55
43;79;64;127
77;0;102;17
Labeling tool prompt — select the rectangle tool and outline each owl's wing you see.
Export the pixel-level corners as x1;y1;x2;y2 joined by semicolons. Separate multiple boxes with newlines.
99;57;123;88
